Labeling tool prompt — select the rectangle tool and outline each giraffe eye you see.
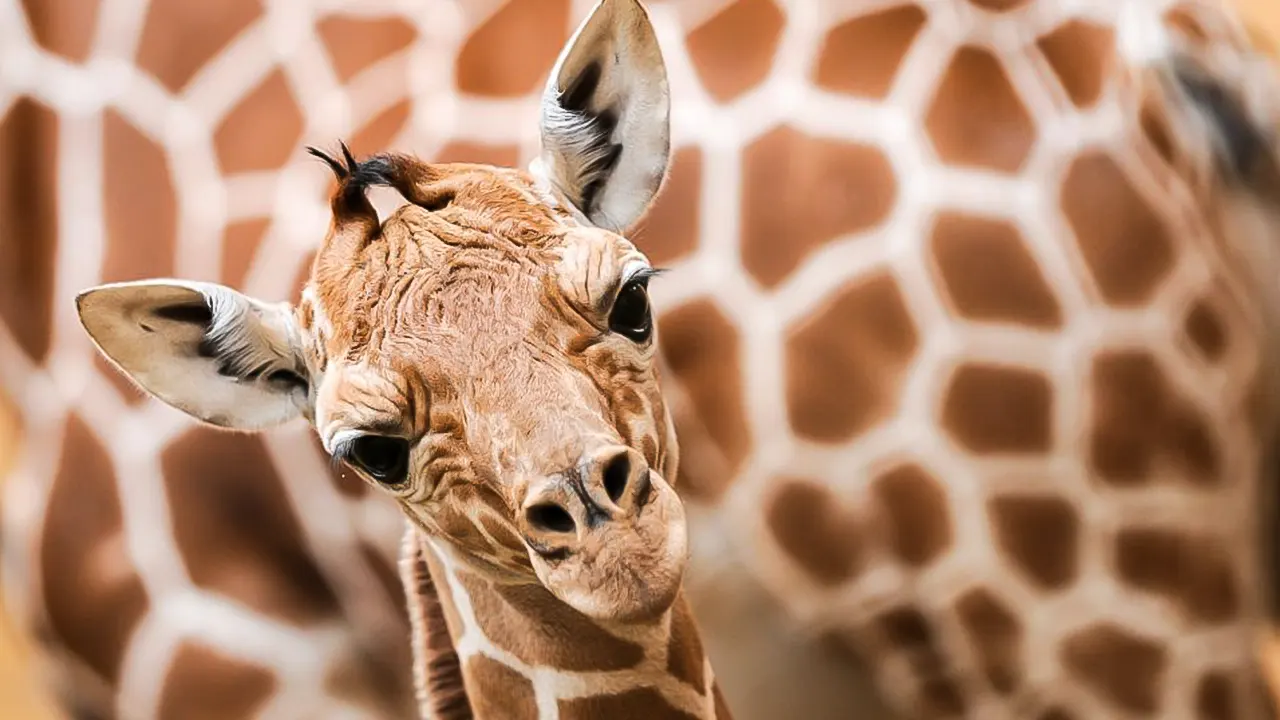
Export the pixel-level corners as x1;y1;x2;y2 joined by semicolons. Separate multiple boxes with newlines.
346;435;410;485
609;276;652;343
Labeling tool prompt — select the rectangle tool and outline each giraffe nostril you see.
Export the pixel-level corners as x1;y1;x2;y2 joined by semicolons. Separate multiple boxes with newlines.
602;452;631;504
526;503;576;534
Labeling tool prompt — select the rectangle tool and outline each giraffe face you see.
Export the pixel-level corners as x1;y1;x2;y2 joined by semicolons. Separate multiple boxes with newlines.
74;0;682;622
300;160;686;621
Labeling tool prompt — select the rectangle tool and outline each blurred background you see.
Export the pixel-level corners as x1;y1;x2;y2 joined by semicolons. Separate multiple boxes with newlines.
2;0;1280;717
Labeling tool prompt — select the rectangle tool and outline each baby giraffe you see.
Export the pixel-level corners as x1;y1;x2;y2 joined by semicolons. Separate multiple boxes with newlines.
73;1;729;717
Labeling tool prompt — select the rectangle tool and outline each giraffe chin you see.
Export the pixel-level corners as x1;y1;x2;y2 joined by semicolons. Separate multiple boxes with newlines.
528;471;690;625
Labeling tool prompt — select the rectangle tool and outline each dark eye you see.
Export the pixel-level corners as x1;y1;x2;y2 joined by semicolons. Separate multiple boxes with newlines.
347;435;410;485
609;277;652;343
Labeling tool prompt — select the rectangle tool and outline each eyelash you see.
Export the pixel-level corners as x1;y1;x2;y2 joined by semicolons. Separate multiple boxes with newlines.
626;267;665;286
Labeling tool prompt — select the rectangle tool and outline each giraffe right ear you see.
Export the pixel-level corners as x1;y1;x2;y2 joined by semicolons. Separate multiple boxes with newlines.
75;280;311;430
533;0;671;233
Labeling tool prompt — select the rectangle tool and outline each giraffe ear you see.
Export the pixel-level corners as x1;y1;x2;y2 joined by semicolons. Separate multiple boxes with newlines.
534;0;671;233
76;280;311;430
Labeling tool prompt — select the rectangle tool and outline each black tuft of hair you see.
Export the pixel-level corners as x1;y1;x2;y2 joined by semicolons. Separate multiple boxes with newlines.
306;141;402;212
306;142;352;180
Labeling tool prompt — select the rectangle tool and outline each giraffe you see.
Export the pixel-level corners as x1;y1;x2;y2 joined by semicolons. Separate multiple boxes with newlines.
3;0;1280;719
71;2;729;718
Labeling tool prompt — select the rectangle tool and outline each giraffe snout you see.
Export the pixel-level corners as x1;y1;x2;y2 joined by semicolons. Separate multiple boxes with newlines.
519;446;653;557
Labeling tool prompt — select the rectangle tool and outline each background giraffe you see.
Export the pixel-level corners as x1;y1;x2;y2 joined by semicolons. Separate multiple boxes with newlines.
3;0;1280;719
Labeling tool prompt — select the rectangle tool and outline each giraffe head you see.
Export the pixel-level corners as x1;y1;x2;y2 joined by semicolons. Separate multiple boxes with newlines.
74;0;686;624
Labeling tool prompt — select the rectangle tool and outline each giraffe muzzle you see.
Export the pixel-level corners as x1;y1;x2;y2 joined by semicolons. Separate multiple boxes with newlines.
520;445;654;556
518;443;689;623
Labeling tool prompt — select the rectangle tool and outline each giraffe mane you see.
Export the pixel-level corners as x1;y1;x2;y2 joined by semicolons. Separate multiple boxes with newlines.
401;530;470;720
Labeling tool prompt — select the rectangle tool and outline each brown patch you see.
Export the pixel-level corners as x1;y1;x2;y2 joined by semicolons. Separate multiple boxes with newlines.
316;15;416;82
741;126;897;288
213;69;304;174
1140;102;1177;165
968;0;1028;11
929;212;1062;328
0;97;58;363
136;0;262;92
954;588;1022;694
559;687;699;719
465;655;536;720
157;642;276;720
765;479;862;585
1037;21;1116;108
873;464;952;568
349;99;412;156
1061;624;1167;714
1089;351;1220;486
714;683;732;719
941;364;1053;454
1184;298;1228;363
102;109;176;283
925;46;1035;173
668;599;707;692
1061;152;1175;306
424;554;466;642
0;388;21;479
433;511;488;553
1039;709;1074;720
41;414;149;683
874;607;967;713
658;299;750;500
1114;528;1238;623
323;651;413;720
1242;370;1269;442
813;5;927;99
479;513;525;553
686;0;785;103
432;141;521;168
360;541;406;612
989;494;1079;590
20;0;99;62
430;486;494;550
161;427;342;625
1164;6;1211;44
632;147;701;265
784;274;918;442
1197;672;1235;720
221;217;269;291
459;573;645;671
95;351;147;407
921;677;968;716
456;0;569;97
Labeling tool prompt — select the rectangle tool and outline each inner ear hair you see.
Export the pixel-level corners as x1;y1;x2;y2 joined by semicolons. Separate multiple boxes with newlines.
545;59;625;219
158;291;308;393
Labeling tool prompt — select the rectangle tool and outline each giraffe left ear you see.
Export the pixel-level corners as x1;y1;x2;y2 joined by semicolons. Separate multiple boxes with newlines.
534;0;671;233
76;280;311;430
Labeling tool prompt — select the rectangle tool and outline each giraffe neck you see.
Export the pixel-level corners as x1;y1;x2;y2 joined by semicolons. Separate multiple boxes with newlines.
412;532;727;719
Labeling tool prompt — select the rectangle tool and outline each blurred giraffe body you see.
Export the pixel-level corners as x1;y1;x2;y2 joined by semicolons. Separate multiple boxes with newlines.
4;0;1280;718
